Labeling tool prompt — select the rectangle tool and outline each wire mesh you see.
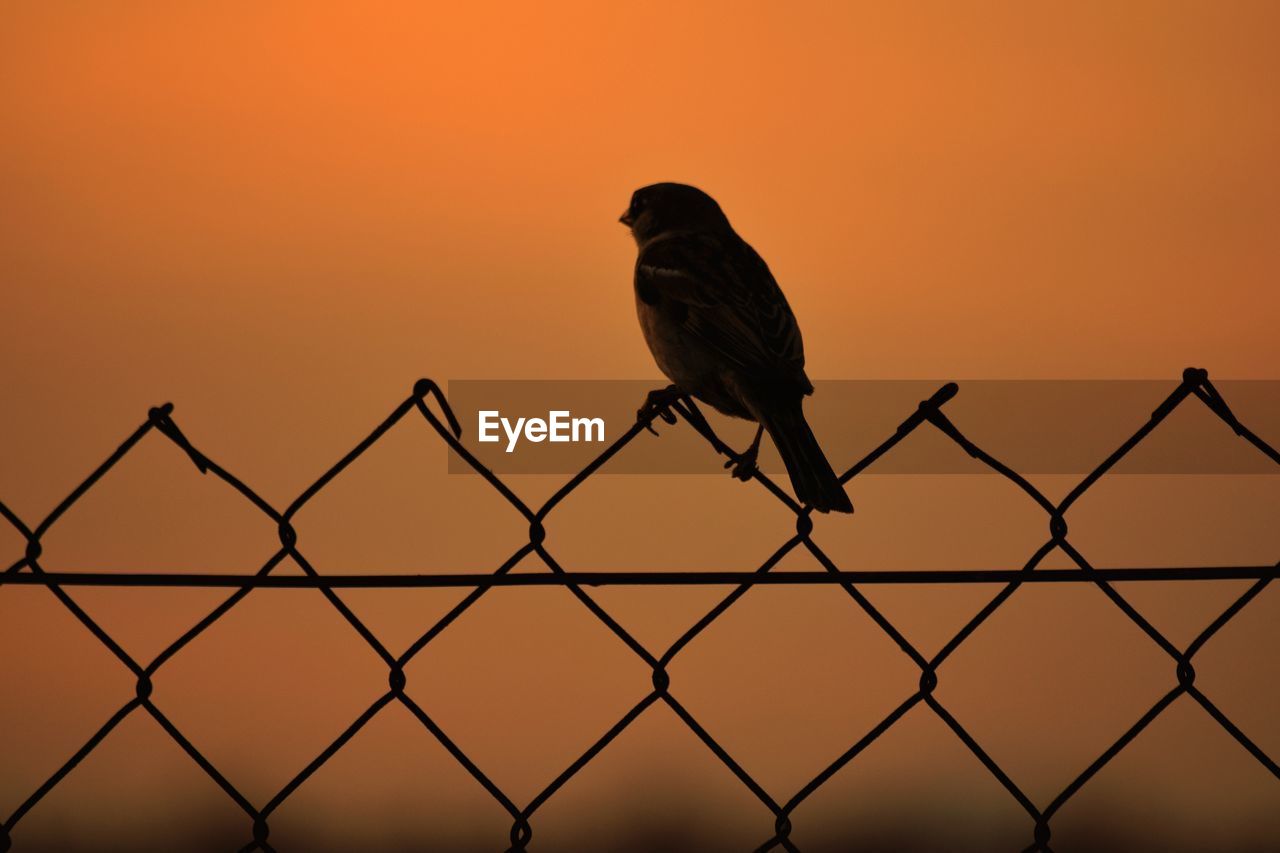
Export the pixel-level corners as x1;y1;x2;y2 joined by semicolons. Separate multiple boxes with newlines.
1;367;1276;852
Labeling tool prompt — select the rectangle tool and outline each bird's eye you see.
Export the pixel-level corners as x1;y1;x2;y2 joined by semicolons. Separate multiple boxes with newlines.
631;195;645;212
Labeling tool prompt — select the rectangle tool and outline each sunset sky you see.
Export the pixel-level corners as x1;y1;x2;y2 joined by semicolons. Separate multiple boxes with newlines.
2;2;1278;850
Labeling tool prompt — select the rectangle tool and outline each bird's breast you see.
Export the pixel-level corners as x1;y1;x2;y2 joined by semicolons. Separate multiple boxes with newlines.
635;288;751;419
635;290;699;379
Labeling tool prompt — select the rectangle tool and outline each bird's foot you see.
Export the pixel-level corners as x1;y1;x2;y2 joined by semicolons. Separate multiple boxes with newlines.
724;445;759;481
637;385;681;435
724;424;764;481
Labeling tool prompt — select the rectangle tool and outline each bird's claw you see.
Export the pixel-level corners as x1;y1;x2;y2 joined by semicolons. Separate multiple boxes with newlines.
724;448;759;481
637;386;681;435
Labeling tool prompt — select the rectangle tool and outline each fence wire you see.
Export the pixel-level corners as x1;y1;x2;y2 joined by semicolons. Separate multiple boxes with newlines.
1;367;1276;852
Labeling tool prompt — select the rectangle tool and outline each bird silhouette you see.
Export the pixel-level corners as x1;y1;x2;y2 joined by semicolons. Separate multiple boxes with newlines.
622;182;853;513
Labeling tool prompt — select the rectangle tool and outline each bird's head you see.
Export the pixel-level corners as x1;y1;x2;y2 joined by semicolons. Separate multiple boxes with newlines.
620;183;732;245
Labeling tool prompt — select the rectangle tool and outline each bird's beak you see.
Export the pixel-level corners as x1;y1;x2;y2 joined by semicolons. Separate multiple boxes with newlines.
619;209;634;227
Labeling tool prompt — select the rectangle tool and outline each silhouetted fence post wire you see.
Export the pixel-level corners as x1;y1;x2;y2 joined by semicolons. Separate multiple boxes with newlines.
1;367;1276;852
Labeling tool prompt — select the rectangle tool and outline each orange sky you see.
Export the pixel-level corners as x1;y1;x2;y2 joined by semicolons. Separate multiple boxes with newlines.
2;3;1278;850
2;0;1276;504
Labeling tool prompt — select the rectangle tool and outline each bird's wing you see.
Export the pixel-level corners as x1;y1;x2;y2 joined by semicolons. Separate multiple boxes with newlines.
637;232;806;377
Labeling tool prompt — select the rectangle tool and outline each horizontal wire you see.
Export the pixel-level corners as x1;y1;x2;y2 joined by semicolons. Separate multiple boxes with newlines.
1;565;1275;588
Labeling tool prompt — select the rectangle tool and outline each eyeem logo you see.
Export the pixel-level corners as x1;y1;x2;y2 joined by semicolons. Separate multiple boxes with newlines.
477;410;606;453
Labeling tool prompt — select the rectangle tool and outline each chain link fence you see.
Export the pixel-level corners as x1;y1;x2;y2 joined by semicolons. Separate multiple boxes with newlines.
1;367;1276;852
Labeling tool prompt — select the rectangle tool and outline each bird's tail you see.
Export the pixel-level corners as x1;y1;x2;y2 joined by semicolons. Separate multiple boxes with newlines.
759;403;853;514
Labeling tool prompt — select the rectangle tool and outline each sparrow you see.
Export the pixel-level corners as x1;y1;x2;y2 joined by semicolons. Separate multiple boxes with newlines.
621;182;853;514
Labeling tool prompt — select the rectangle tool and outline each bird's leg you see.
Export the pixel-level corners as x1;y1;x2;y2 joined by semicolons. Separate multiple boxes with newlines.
725;424;764;481
637;384;681;435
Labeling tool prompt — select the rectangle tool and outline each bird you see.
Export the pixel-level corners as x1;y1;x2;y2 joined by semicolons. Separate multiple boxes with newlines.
621;182;853;514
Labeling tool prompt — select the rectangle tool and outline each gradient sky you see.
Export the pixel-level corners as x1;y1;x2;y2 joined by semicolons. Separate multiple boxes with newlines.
1;2;1278;850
